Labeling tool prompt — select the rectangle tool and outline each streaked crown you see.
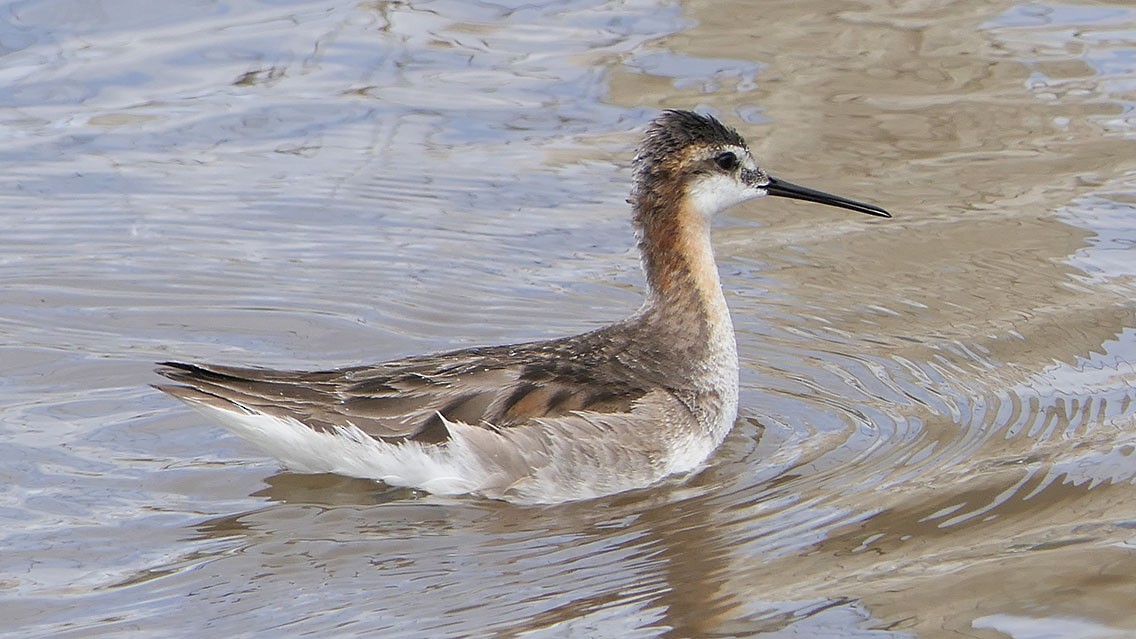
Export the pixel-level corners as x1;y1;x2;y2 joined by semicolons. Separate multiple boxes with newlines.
633;110;747;178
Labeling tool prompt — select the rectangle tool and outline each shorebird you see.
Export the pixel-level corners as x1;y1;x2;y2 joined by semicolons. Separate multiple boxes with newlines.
156;110;890;504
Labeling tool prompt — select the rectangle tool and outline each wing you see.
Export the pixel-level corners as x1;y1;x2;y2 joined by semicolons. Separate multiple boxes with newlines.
155;332;653;443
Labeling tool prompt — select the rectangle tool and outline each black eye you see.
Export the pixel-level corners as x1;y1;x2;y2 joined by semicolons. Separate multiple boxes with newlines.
714;151;738;171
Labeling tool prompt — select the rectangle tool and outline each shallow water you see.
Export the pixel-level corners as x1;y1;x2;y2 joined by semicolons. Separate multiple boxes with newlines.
3;0;1135;637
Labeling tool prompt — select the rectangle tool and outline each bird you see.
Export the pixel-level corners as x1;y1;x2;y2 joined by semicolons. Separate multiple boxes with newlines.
155;110;890;505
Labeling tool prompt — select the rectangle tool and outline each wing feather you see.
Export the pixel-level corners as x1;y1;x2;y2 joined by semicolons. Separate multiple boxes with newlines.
155;335;650;443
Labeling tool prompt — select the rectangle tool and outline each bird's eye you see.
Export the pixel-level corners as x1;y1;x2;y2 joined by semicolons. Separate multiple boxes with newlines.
715;151;738;171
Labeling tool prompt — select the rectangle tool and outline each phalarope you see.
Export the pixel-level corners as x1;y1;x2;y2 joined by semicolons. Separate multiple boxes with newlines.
156;110;890;504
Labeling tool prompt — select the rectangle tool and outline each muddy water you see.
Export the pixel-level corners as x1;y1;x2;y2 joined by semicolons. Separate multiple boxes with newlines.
3;0;1135;637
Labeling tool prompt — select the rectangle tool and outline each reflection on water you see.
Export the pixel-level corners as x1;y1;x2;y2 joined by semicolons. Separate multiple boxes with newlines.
2;0;1135;637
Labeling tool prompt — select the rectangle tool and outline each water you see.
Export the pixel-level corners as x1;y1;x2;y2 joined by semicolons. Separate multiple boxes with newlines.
3;0;1135;637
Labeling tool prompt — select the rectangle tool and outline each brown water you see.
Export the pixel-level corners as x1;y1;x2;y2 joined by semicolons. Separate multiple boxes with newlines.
3;0;1135;637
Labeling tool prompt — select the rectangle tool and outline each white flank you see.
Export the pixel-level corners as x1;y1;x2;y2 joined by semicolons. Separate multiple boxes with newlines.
182;394;727;504
186;401;491;496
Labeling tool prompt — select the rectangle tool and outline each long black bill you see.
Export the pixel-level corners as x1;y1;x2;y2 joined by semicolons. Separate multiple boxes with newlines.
766;176;891;218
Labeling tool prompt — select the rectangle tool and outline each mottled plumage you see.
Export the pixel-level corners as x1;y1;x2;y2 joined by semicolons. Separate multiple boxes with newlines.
156;110;889;504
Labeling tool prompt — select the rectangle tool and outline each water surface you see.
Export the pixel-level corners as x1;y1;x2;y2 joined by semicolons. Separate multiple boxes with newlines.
3;0;1135;637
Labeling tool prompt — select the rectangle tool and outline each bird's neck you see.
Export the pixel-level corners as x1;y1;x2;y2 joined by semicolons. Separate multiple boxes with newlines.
631;193;733;352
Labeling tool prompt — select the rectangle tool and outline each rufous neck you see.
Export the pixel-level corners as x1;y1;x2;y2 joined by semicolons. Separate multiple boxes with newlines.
632;195;731;333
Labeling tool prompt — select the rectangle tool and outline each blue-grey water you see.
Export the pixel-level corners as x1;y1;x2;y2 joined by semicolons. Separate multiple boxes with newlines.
3;0;1135;637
